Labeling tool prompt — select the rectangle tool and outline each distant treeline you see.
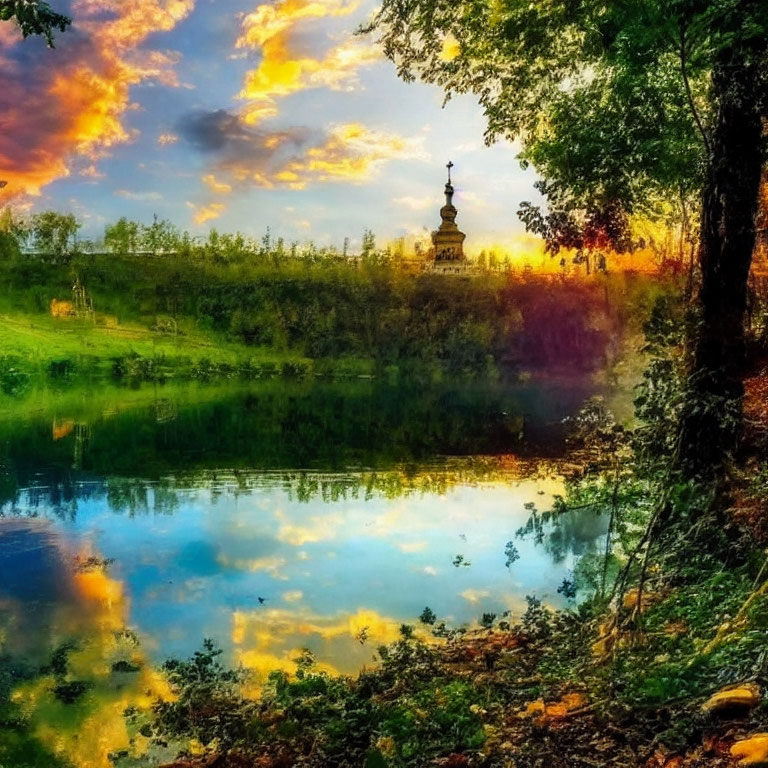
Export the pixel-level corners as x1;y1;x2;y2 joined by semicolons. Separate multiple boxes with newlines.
0;212;673;378
0;210;516;268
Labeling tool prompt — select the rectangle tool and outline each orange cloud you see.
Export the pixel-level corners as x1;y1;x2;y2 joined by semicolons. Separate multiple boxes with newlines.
236;0;380;124
0;0;194;200
187;201;226;224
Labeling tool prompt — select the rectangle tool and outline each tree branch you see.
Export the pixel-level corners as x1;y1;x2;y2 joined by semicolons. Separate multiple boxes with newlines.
679;21;712;156
0;1;71;47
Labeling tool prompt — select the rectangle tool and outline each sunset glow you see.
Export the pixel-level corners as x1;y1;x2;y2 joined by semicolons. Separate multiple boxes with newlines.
0;0;538;251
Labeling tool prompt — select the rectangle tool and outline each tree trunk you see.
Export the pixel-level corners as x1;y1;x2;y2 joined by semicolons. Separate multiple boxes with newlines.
675;46;765;477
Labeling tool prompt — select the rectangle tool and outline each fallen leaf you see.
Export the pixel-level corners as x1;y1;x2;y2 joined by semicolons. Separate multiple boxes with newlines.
731;733;768;766
702;683;761;714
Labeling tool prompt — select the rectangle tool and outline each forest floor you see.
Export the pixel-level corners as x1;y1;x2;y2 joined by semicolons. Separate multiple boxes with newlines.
148;614;767;768
732;365;768;543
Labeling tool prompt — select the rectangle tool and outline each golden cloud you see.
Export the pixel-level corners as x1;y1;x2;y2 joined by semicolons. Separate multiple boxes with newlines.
187;200;226;224
460;588;491;604
236;0;380;125
0;0;194;200
216;552;289;579
172;1;412;198
202;174;233;195
237;0;359;49
277;123;423;187
275;510;345;545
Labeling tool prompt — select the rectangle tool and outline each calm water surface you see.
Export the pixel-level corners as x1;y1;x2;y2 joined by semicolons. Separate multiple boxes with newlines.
0;379;606;765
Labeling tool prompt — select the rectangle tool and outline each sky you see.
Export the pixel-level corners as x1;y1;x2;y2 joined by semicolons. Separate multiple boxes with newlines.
0;0;544;252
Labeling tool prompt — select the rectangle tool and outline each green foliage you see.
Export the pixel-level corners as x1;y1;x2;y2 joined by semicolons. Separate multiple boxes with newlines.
507;302;768;755
366;0;767;236
27;212;79;263
52;680;91;704
418;607;436;626
503;540;519;567
111;354;168;384
556;578;577;601
0;1;70;46
103;218;141;257
133;635;486;767
124;565;768;766
361;229;376;258
367;0;768;478
152;639;252;749
612;565;768;711
519;596;553;644
0;232;21;261
479;612;496;629
517;304;694;597
377;680;485;763
365;750;389;768
0;212;674;390
103;215;180;258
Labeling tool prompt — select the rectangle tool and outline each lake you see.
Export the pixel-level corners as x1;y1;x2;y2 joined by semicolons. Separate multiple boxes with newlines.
0;378;607;767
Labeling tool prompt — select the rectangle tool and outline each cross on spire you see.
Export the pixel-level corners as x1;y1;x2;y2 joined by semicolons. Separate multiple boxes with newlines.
446;160;454;185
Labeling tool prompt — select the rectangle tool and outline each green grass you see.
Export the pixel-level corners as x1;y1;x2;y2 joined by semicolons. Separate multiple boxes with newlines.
0;313;278;369
0;312;365;391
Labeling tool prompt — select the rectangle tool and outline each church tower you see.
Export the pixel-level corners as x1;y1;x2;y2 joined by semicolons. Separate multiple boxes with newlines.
431;161;467;271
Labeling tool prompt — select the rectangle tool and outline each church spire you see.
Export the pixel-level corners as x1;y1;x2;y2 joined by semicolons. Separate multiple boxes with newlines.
431;160;466;269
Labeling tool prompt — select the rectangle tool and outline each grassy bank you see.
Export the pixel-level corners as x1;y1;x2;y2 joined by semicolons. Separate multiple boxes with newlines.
0;312;372;394
0;247;674;392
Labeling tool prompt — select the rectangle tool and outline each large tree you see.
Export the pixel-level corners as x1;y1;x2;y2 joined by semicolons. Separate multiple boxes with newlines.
0;0;70;45
366;0;768;478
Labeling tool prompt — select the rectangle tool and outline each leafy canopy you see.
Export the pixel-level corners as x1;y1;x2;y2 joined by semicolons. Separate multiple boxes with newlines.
365;1;767;221
0;0;70;46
